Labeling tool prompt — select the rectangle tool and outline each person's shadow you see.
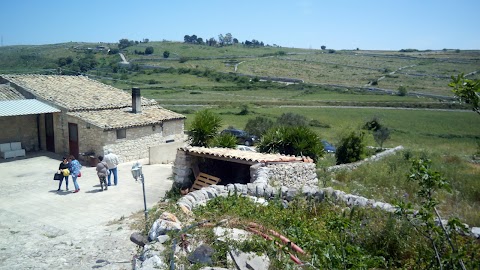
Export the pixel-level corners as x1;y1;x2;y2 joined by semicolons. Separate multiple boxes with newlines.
48;190;72;196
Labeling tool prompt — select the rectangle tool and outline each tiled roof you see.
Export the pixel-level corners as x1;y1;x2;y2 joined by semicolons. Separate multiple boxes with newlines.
181;146;314;164
0;84;25;101
68;105;185;130
0;74;156;111
0;100;61;117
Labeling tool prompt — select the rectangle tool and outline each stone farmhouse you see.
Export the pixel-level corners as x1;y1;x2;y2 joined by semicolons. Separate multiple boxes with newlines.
0;74;185;163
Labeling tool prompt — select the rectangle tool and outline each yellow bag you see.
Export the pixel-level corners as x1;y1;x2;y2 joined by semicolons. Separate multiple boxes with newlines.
62;169;70;176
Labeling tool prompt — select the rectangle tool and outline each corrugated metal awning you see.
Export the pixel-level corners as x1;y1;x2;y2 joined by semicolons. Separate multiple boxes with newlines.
0;99;61;117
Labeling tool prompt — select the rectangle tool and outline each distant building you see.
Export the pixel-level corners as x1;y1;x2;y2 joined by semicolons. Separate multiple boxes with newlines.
0;75;185;163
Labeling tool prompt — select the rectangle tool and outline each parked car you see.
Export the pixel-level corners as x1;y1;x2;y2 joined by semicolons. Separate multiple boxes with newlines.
221;128;258;146
321;140;336;153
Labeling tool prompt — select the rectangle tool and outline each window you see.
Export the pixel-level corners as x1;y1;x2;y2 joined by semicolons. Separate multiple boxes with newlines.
116;129;126;139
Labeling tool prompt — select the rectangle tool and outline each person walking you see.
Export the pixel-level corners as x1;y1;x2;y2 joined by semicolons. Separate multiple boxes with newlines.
68;155;82;193
104;149;119;186
57;157;70;191
96;156;109;191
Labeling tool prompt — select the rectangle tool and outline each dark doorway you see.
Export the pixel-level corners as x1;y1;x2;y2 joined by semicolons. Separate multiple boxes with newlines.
45;113;55;152
68;123;79;159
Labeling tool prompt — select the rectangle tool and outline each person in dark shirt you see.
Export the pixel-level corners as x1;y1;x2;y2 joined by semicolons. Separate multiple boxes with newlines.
57;157;70;191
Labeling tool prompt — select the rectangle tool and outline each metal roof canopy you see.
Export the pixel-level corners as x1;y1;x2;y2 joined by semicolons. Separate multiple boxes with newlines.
0;99;60;117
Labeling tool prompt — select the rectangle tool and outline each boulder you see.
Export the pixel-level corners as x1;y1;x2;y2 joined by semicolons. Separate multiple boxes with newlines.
130;232;148;247
187;244;215;265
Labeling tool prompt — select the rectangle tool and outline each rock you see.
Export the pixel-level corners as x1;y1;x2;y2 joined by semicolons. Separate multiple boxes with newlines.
471;227;480;239
246;183;256;195
285;188;298;201
229;248;270;270
148;219;182;241
314;189;325;202
234;183;247;194
141;254;166;269
130;232;148;247
214;227;252;242
302;185;318;197
190;190;206;201
156;235;170;244
263;185;274;198
226;184;236;193
255;184;266;197
187;244;215;265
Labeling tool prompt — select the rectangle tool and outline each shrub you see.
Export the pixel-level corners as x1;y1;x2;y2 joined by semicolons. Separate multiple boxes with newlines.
163;50;170;58
373;127;391;149
335;131;366;164
212;133;237;148
188;110;222;147
237;104;250;115
144;46;154;55
257;126;324;162
363;116;382;132
309;119;331;128
244;116;275;137
397;85;408;96
277;112;308;127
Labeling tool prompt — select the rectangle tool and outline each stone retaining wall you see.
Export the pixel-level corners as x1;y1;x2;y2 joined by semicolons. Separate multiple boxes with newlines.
176;183;480;239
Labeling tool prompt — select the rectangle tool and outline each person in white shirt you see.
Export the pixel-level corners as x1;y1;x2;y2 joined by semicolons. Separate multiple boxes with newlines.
104;149;120;186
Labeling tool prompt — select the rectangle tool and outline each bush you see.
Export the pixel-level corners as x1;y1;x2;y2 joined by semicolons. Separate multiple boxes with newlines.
244;116;275;137
257;126;324;162
188;110;222;147
373;127;391;149
397;85;408;96
212;133;237;148
163;50;170;58
335;131;366;164
363;116;382;132
145;46;154;55
277;112;308;127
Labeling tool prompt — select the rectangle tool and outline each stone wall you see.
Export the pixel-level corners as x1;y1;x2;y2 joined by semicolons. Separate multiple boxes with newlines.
174;150;318;189
251;162;318;188
0;114;38;151
113;119;183;163
172;150;194;186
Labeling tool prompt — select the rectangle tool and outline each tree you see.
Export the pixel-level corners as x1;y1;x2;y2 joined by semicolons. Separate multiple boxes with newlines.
224;33;233;45
321;45;326;50
207;37;217;46
373;127;390;149
218;34;225;46
244;116;275;137
396;159;467;270
144;46;154;55
449;73;480;115
118;38;133;49
212;133;237;149
233;38;239;44
257;126;324;162
188;110;222;147
184;35;191;43
163;50;170;58
335;131;366;164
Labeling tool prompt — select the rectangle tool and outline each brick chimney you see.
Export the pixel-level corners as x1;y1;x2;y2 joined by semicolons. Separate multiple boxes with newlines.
132;87;141;113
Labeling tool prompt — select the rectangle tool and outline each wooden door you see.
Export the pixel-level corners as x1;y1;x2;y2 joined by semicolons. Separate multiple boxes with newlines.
68;123;79;159
45;113;55;152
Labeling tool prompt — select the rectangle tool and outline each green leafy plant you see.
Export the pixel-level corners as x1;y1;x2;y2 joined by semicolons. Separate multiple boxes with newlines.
449;73;480;115
395;158;468;270
212;133;237;148
257;126;324;162
188;109;222;147
335;131;366;164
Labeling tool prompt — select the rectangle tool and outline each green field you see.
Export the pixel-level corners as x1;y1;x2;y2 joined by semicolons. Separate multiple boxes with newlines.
1;40;479;225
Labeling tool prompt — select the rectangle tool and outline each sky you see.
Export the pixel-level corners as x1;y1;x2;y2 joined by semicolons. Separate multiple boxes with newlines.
1;0;479;50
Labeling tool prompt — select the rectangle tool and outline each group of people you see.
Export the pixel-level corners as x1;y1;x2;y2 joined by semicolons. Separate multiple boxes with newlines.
56;149;119;193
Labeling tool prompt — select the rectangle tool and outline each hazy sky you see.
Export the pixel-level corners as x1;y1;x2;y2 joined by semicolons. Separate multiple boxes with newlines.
1;0;479;50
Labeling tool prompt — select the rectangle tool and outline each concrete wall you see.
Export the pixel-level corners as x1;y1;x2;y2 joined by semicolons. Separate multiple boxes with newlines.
150;141;187;165
0;114;39;151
